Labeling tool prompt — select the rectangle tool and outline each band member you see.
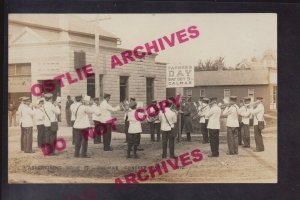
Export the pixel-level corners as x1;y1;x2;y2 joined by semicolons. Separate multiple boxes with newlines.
122;98;135;143
65;95;74;127
196;96;204;135
17;97;25;151
99;93;120;151
43;93;61;156
182;95;194;142
178;96;186;138
71;95;82;146
56;95;62;122
35;99;45;148
206;97;221;157
192;101;200;134
239;97;251;148
21;97;35;153
237;100;244;146
159;102;177;158
8;102;17;127
147;100;161;142
223;96;240;155
199;98;210;144
73;95;93;158
252;97;265;152
127;101;141;159
92;98;102;144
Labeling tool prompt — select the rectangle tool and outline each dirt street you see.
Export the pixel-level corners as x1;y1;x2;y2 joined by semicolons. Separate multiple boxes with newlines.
8;116;277;184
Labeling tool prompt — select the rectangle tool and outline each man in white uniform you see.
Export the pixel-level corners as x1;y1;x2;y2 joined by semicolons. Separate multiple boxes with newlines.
239;97;252;148
223;96;240;155
21;97;35;153
159;102;177;158
99;93;120;151
199;98;210;144
17;97;25;151
251;97;265;152
206;97;221;157
35;98;45;148
43;93;61;156
92;98;102;144
73;95;94;158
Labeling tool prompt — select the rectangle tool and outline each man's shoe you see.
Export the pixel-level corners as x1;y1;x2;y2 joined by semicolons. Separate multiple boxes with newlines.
162;155;167;159
253;149;263;152
137;148;144;151
226;152;234;155
81;155;91;158
104;147;113;151
170;155;176;159
134;154;139;159
208;154;219;157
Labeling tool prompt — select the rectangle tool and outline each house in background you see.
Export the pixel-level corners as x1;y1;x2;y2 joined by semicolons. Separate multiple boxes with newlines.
8;14;167;126
184;50;277;111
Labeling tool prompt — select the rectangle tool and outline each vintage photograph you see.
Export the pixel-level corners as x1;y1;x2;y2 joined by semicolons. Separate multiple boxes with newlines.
8;13;277;183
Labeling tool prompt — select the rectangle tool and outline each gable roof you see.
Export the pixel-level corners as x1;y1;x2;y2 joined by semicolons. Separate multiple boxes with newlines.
194;69;271;86
9;14;118;39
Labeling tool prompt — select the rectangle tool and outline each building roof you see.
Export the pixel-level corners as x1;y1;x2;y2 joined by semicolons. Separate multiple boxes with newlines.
9;14;118;39
194;69;271;86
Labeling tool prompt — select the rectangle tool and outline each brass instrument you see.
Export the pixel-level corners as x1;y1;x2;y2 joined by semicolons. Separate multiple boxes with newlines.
192;103;211;120
120;100;129;111
219;102;234;109
246;100;262;109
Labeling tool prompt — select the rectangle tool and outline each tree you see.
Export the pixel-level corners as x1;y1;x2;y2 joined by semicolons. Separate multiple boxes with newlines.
195;57;226;71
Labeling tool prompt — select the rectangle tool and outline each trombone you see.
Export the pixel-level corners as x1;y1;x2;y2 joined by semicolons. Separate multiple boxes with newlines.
192;102;213;120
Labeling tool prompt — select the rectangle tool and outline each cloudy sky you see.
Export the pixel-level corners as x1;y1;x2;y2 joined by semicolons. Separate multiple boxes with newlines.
79;14;277;67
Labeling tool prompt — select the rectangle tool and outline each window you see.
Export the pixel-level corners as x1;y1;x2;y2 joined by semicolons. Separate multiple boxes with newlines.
200;89;205;97
38;80;61;99
248;89;255;102
224;89;230;101
9;63;31;75
87;76;95;98
186;89;192;96
146;78;154;105
74;51;86;69
99;74;104;100
120;76;129;102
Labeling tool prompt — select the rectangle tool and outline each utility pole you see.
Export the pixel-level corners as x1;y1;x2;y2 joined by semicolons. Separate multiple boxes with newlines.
87;15;111;98
87;15;111;74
